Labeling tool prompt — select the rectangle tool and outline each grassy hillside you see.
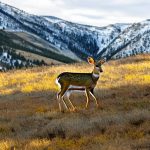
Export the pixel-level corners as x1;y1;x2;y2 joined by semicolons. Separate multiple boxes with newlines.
0;30;76;63
0;54;149;150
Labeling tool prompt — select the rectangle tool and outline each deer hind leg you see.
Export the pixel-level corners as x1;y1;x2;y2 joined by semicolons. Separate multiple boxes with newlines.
89;89;99;107
57;91;62;112
59;85;69;111
62;96;69;110
66;90;76;111
85;88;90;108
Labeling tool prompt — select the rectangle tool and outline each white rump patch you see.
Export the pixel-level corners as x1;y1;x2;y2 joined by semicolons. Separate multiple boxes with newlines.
55;77;61;88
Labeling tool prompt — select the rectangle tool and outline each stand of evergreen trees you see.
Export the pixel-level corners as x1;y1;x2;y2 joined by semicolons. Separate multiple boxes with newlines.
0;46;47;71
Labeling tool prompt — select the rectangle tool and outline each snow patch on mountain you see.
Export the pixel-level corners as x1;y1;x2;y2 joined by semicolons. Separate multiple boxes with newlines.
44;16;62;23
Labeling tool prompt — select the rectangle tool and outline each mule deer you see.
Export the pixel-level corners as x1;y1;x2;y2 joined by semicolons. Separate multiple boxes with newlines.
56;57;105;112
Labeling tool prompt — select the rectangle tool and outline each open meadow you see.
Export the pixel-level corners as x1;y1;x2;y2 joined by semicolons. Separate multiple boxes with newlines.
0;55;149;150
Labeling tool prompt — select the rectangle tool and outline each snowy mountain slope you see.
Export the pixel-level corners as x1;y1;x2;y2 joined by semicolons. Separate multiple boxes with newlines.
0;2;80;60
113;24;150;59
13;31;80;61
44;16;129;59
0;1;150;62
0;2;129;60
0;30;76;70
96;20;150;60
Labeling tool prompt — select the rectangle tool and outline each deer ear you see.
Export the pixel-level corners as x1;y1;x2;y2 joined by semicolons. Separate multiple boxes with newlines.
98;58;106;64
87;57;95;64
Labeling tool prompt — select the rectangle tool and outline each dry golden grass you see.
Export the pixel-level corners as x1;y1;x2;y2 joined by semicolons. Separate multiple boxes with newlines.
0;54;150;150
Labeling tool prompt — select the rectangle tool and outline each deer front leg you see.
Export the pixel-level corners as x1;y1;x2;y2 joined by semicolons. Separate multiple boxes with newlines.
89;91;99;107
85;89;90;108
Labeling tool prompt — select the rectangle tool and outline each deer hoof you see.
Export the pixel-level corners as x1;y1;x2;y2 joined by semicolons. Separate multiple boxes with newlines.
70;107;77;112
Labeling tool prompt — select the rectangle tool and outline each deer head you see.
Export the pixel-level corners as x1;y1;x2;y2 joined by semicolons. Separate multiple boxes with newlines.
87;57;105;73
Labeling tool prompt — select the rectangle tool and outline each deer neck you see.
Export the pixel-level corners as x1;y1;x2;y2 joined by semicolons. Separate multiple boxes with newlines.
92;67;100;81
